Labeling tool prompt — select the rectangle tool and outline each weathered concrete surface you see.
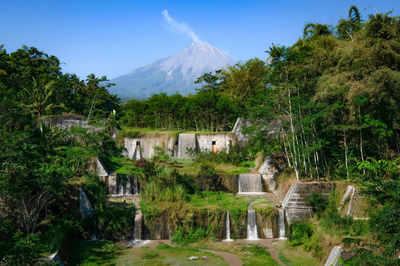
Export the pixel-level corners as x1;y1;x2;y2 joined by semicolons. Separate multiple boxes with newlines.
87;157;108;177
258;157;278;177
196;133;237;153
339;186;368;218
232;118;253;145
96;158;109;177
325;246;342;266
282;182;333;223
238;174;264;194
256;211;279;239
108;172;117;195
262;174;277;191
79;186;94;218
41;114;104;131
47;252;64;266
339;185;355;214
178;133;196;158
124;133;177;159
123;132;239;160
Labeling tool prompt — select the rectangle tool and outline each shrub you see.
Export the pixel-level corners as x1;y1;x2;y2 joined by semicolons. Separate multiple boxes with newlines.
198;162;219;191
307;192;328;218
171;225;212;245
288;221;314;247
192;143;249;166
97;204;136;240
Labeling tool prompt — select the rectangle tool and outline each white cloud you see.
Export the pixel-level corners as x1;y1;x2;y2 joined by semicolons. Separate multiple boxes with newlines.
161;10;201;43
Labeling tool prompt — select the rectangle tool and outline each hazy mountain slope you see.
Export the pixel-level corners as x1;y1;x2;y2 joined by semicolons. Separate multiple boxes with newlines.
109;42;234;99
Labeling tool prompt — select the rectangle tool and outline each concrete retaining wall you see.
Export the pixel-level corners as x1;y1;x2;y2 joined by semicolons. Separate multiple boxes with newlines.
196;133;237;153
79;186;94;218
123;131;240;160
178;133;196;158
283;182;333;223
124;132;177;159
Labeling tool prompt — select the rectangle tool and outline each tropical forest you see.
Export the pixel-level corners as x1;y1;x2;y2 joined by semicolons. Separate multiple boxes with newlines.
1;5;400;266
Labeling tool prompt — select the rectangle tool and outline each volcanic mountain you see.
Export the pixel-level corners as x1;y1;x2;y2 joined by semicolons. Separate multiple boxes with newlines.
109;42;234;99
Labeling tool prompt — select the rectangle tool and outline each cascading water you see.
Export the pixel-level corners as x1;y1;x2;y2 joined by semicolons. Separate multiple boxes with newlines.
133;208;142;241
278;209;286;239
224;211;233;241
125;176;132;195
117;177;124;196
247;210;258;240
133;176;139;195
135;145;141;160
238;174;264;194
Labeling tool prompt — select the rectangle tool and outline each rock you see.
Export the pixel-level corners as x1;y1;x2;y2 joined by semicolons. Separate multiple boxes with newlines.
202;256;210;260
189;256;200;260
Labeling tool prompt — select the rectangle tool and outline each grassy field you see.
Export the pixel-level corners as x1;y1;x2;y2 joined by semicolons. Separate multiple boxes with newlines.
105;157;136;175
68;240;227;265
188;241;279;266
188;192;250;211
140;192;250;213
166;158;251;175
273;241;321;266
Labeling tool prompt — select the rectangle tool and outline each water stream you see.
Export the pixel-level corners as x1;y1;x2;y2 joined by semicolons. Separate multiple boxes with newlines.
238;174;264;194
133;208;142;241
135;144;141;160
133;175;139;195
278;209;286;239
125;176;132;195
247;210;258;240
117;177;124;196
224;211;233;241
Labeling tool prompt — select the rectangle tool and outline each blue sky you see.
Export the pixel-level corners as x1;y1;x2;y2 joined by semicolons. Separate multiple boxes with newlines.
1;0;398;79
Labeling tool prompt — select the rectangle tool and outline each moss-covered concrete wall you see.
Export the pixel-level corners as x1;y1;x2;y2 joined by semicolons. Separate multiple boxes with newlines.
141;205;247;240
196;133;238;153
124;132;178;159
256;209;279;238
283;182;333;223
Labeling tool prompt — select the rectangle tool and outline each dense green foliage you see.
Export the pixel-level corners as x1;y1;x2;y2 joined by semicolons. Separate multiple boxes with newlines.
0;46;128;263
122;91;238;131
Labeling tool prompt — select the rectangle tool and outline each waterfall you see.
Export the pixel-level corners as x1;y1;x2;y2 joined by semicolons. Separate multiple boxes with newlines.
224;211;233;241
134;145;141;160
133;176;139;195
238;174;264;194
247;210;258;240
278;209;286;239
125;176;132;195
133;208;142;241
117;177;124;196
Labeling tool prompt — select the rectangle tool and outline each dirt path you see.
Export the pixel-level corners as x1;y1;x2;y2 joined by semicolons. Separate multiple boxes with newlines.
258;239;285;265
263;192;281;206
202;249;243;266
236;239;285;265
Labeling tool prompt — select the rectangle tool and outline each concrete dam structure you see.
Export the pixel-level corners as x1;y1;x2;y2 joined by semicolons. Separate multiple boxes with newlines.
282;182;333;224
238;174;265;194
123;132;239;159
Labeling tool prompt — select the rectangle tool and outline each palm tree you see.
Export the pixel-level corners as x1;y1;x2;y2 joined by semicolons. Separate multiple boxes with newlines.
303;23;332;40
22;78;55;118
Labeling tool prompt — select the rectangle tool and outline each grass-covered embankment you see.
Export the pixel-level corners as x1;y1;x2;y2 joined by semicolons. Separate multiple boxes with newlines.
140;192;250;240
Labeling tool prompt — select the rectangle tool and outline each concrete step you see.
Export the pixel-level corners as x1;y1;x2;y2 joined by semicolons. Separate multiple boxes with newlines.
324;246;342;266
